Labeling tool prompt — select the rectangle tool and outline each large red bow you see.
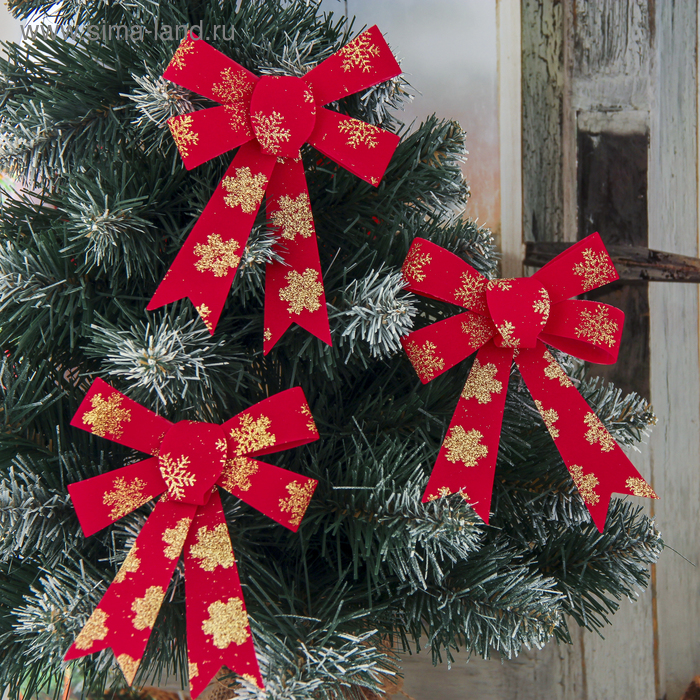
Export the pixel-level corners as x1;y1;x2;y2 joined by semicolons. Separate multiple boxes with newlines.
64;379;320;696
400;233;657;531
147;28;401;352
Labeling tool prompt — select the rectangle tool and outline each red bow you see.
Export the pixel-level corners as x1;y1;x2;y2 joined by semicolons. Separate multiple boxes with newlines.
400;233;657;531
64;379;319;696
147;28;401;353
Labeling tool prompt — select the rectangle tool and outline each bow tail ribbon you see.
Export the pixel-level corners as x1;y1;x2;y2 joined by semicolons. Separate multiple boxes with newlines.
516;343;657;531
64;498;198;683
147;141;278;333
184;489;262;696
264;157;330;353
422;341;512;522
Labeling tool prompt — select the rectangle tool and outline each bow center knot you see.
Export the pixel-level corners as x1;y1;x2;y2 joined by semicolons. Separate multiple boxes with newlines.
486;277;550;349
249;76;316;157
158;421;227;504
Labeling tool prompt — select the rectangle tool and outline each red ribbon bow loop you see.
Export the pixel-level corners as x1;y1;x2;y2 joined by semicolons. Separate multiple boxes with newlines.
147;28;402;353
64;378;320;697
400;233;657;532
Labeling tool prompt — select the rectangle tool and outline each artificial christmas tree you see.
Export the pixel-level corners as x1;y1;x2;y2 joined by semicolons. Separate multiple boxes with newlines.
0;1;661;699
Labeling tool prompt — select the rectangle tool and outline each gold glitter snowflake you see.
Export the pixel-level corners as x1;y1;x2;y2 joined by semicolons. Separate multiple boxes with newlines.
626;476;657;499
460;316;494;347
573;247;617;292
271;193;314;240
301;403;318;434
117;654;140;685
103;476;149;521
583;412;615;452
442;426;489;466
189;523;235;571
212;67;255;104
159;453;197;499
221;167;268;213
131;586;165;630
461;359;502;404
169;40;194;71
534;399;560;438
251;110;291;154
497;320;520;348
569;464;600;505
162;517;192;559
230;413;276;455
338;119;381;149
168;115;199;158
195;304;214;333
338;30;381;72
188;662;199;681
194;233;241;277
264;327;272;342
454;273;487;312
401;246;432;283
202;597;250;649
532;288;551;322
543;350;573;388
575;306;619;348
75;608;109;650
279;268;324;314
83;392;132;438
486;278;513;291
114;544;141;584
279;480;315;526
220;455;259;492
224;102;247;131
406;340;445;381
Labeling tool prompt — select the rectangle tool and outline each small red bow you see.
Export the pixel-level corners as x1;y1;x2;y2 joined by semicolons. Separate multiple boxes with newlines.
148;28;401;352
400;233;657;531
64;379;319;696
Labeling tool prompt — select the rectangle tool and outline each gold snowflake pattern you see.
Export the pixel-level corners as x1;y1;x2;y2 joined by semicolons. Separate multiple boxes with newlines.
338;30;381;72
189;523;235;571
442;426;489;466
279;268;324;315
460;316;494;347
221;167;268;213
75;609;109;650
159;453;197;499
264;328;272;342
195;304;214;333
251;111;291;154
169;40;194;71
103;477;149;521
461;359;503;404
114;545;141;584
212;67;255;104
534;400;560;439
573;247;617;292
230;414;276;456
131;586;165;630
569;464;600;506
202;597;249;649
188;662;199;681
301;403;318;434
454;273;487;312
338;119;381;149
543;349;573;388
224;103;247;131
194;233;241;277
583;413;615;452
271;193;314;240
626;477;658;499
241;674;260;688
279;480;315;526
83;392;132;438
575;306;619;348
220;455;259;492
532;288;551;322
402;246;432;283
405;340;445;382
169;115;199;158
486;279;513;291
497;320;520;348
117;654;140;685
162;517;192;559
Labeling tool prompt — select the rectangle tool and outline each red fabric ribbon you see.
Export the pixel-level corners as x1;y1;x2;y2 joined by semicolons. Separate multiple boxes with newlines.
64;378;320;696
147;28;401;353
400;233;658;532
